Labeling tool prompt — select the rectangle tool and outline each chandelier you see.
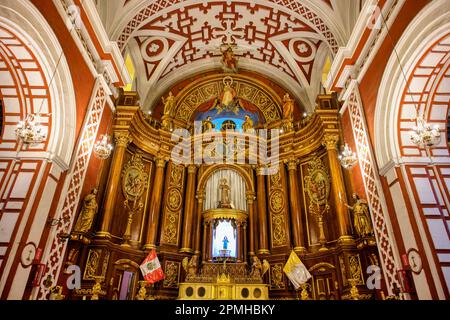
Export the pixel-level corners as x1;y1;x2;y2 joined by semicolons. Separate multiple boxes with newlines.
409;116;440;147
15;114;46;145
338;143;358;169
93;134;113;159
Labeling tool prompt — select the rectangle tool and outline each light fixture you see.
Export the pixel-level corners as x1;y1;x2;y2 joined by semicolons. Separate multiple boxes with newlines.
93;134;113;159
15;113;47;145
338;143;358;169
409;116;440;147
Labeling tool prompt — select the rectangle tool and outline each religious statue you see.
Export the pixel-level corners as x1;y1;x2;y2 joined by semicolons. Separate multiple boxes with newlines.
221;45;238;73
135;281;147;300
345;193;373;238
49;286;65;300
202;116;215;133
242;115;254;132
222;236;229;250
161;91;175;116
73;188;98;234
182;255;199;279
250;256;270;278
218;178;232;208
282;93;294;120
212;77;240;115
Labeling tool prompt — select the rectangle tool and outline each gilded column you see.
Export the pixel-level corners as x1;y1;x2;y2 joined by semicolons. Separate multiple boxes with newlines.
246;192;256;257
194;193;204;257
237;223;243;262
143;157;166;250
322;134;352;241
287;158;307;254
180;165;197;253
202;221;208;262
97;132;131;238
256;167;269;254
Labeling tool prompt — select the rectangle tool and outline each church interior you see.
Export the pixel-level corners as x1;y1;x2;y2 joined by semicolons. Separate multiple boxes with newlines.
0;0;449;301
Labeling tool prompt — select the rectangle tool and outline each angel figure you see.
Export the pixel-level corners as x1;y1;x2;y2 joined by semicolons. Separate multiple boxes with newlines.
221;45;238;73
182;255;199;279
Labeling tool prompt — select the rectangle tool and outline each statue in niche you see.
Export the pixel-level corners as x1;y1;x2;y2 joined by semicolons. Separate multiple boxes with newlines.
212;77;241;115
242;115;254;133
218;178;232;208
73;188;98;234
282;93;294;120
345;193;373;238
221;45;238;73
161;91;175;116
222;236;229;250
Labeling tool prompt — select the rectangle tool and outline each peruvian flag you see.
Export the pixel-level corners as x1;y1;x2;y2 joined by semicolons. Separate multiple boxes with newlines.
140;249;164;284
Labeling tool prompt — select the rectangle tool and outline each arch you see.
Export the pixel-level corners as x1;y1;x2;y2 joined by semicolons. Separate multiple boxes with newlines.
374;0;450;170
197;164;254;195
171;73;284;124
0;0;76;169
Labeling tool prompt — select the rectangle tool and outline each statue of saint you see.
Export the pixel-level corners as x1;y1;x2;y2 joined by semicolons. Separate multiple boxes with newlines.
242;115;254;132
250;256;262;278
221;45;238;73
222;236;229;250
202;116;215;133
161;91;175;116
282;93;294;120
73;188;98;234
345;193;373;238
218;178;232;208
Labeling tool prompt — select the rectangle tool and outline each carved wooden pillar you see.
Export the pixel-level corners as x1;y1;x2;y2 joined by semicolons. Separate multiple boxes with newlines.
202;221;209;262
246;191;256;257
256;167;269;254
237;223;243;262
322;134;352;242
243;223;248;262
180;165;197;253
143;157;166;250
287;158;307;254
194;193;204;257
97;132;131;238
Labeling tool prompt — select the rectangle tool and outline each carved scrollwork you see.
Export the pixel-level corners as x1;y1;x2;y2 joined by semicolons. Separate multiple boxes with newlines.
121;152;148;201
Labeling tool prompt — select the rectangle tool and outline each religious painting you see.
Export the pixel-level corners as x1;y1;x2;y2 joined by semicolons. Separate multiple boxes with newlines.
193;77;263;131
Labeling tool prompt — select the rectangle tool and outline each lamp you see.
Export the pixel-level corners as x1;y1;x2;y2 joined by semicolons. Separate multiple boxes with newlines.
338;143;358;169
15;113;47;145
93;134;113;159
409;116;440;147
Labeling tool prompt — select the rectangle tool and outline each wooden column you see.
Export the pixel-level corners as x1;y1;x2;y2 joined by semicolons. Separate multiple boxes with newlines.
180;165;197;253
97;132;131;238
322;134;352;242
143;158;166;250
194;193;204;257
256;167;269;254
237;223;243;262
243;223;247;262
202;221;209;262
287;158;307;254
246;192;256;257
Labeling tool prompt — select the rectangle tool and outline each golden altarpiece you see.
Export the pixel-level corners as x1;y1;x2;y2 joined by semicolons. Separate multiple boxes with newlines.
63;73;381;300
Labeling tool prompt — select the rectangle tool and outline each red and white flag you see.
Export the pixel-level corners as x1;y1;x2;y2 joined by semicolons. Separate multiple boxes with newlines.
140;249;164;284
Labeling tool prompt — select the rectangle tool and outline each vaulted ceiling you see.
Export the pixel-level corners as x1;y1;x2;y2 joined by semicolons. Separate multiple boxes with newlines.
96;0;366;112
